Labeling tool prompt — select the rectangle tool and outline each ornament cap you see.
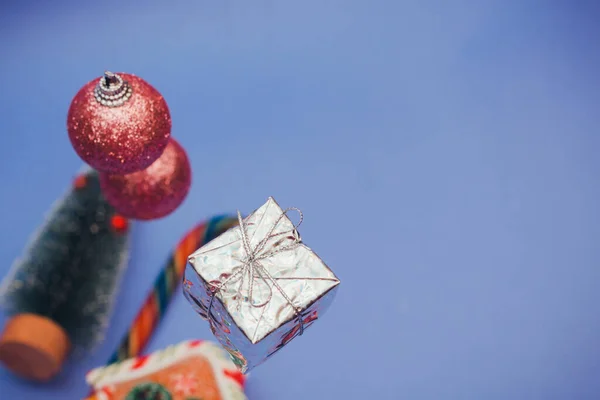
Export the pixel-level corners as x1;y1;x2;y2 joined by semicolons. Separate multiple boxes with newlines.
0;313;71;382
94;71;133;107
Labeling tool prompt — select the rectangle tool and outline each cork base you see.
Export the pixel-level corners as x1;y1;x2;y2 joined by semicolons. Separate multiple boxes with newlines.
0;313;70;382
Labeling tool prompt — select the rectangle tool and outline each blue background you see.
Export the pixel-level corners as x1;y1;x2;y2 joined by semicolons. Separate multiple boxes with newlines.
1;1;599;399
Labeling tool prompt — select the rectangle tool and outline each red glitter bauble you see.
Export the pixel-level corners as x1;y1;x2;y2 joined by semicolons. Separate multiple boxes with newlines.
99;138;192;221
67;71;172;174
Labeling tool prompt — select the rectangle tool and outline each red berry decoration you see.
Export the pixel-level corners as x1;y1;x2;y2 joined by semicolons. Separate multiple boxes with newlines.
99;138;192;221
67;71;172;174
73;174;88;190
110;215;129;233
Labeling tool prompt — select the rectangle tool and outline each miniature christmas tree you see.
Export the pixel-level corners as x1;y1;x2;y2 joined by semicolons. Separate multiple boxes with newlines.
0;169;131;382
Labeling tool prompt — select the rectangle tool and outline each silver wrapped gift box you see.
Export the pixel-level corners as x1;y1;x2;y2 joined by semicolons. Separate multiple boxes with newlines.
183;197;340;373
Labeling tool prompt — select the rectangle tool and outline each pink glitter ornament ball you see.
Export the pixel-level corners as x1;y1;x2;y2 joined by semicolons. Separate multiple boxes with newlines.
67;71;171;174
99;138;192;221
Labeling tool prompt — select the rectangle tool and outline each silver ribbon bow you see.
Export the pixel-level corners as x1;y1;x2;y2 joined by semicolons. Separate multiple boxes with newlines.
207;208;308;336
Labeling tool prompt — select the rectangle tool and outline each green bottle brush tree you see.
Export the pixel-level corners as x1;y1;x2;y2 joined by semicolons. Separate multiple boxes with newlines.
0;169;131;382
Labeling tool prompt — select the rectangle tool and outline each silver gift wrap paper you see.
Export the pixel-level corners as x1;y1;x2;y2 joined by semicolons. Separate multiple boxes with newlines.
183;197;340;373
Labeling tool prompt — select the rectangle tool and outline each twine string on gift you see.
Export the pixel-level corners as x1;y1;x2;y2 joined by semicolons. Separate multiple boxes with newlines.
208;207;309;336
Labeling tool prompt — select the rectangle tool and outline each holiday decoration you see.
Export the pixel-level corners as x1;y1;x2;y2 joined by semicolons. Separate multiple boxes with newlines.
108;215;238;365
0;169;131;382
99;138;191;221
183;197;340;373
68;71;171;174
85;340;247;400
